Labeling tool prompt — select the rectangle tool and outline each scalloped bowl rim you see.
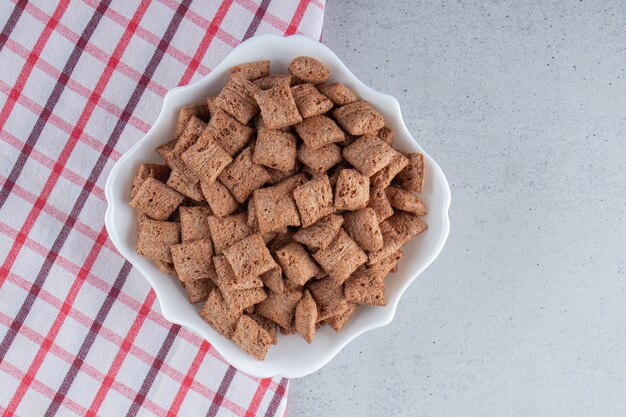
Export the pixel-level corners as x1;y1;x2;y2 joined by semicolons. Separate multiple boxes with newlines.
105;34;450;378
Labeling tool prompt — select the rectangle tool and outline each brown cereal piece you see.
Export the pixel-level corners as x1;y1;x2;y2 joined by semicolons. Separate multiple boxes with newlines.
291;83;333;118
254;113;293;133
205;109;254;157
200;289;240;337
166;169;205;202
317;82;358;106
293;115;343;150
368;212;427;264
381;249;404;268
200;180;238;217
171;239;216;282
230;60;270;81
253;84;302;129
207;213;253;254
370;152;409;188
185;278;215;304
396;152;426;194
344;275;387;306
307;277;348;321
129;177;184;221
260;267;284;294
293;214;343;250
171;182;205;208
232;314;272;360
248;313;278;345
131;163;170;198
177;115;207;137
160;149;194;184
312;228;367;286
343;208;384;252
232;290;267;314
387;210;428;243
213;256;266;312
254;186;301;234
288;56;330;84
254;74;292;90
342;134;401;177
334;169;370;211
154;259;177;277
376;250;403;276
267;231;294;255
179;206;211;242
386;186;428;216
214;76;259;124
181;130;232;185
333;101;385;136
253;174;305;233
223;286;266;313
234;73;263;97
368;185;394;223
344;268;385;306
255;289;303;329
163;117;207;181
213;255;263;290
367;221;402;265
377;126;394;145
156;139;177;162
325;302;358;331
223;234;278;281
297;143;342;175
293;175;335;227
169;115;205;149
276;242;319;286
218;147;271;203
295;290;317;343
175;103;209;138
252;129;297;172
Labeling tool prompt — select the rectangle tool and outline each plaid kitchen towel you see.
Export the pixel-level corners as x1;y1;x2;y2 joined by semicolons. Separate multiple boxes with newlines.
0;0;324;416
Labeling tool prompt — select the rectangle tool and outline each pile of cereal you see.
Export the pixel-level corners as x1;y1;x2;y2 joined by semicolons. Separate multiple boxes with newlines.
129;57;428;360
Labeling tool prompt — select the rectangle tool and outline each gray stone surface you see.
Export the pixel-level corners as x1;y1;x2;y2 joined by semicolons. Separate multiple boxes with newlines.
287;1;626;416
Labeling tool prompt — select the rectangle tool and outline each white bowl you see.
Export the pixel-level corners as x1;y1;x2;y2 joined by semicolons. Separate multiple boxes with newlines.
105;34;451;378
